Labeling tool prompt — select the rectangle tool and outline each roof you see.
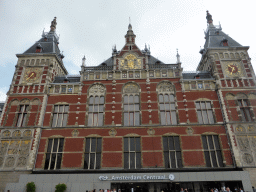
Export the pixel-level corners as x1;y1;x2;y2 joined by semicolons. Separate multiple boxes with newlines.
182;72;214;80
23;31;62;57
53;76;80;83
204;24;242;49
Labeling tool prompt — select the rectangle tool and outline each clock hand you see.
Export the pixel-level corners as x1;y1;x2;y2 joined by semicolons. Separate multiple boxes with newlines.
26;73;35;80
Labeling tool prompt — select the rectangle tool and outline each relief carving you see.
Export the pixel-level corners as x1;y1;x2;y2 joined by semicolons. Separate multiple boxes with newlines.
89;84;105;95
250;136;256;149
5;156;15;167
0;157;3;167
19;141;30;155
236;126;245;132
237;136;249;151
17;156;27;167
72;129;79;137
248;126;255;132
123;83;139;93
186;127;194;135
2;130;11;137
157;81;174;93
235;53;240;59
13;130;21;137
23;130;32;137
230;53;235;59
147;128;155;135
242;153;253;164
8;141;20;155
109;128;117;136
0;142;8;155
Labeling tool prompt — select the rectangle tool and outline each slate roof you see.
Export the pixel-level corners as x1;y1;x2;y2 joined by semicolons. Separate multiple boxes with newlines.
53;76;80;83
182;72;214;80
23;31;62;57
204;24;242;49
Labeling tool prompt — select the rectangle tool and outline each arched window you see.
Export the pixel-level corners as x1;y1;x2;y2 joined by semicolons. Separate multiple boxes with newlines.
88;84;106;126
157;81;177;125
237;98;253;122
123;83;140;126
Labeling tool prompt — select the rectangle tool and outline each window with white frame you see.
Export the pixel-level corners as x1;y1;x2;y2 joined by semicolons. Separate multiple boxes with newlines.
84;137;102;169
196;101;214;124
88;84;106;127
123;83;140;126
202;135;224;167
159;94;177;125
88;96;104;126
163;136;182;168
124;137;141;169
16;105;29;127
238;99;254;122
44;138;64;170
52;105;69;127
123;95;140;126
157;81;177;125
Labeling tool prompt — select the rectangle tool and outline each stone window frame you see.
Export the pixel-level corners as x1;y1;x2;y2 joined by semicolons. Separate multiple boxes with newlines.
122;82;141;127
86;83;106;127
44;137;64;170
156;81;178;126
123;136;142;169
235;94;255;122
16;105;29;127
201;134;224;168
195;99;216;124
162;135;183;169
51;104;69;127
84;137;102;170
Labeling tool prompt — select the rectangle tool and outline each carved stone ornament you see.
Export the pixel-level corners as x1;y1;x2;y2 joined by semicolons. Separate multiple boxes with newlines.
236;126;245;132
147;128;155;135
72;129;79;137
248;126;255;132
8;141;20;155
2;130;11;137
242;153;253;164
123;83;139;93
0;157;3;167
89;84;105;95
186;127;194;135
17;156;27;167
237;136;250;151
13;130;21;137
226;94;235;100
157;81;174;93
5;157;15;167
109;128;117;136
250;136;256;149
19;141;30;155
0;141;8;155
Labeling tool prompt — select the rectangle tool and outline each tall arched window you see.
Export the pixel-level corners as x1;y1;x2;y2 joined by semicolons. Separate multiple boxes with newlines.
157;81;177;125
88;84;106;126
123;83;140;126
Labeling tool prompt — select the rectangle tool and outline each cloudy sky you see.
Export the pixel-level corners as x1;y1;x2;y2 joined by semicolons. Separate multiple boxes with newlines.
0;0;255;101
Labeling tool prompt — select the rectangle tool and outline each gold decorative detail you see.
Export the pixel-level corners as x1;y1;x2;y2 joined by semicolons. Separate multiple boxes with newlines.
186;127;194;135
120;54;142;70
224;61;242;77
13;130;21;137
147;128;155;135
224;53;229;58
8;141;20;154
2;130;11;137
109;128;117;136
248;126;255;132
23;130;32;137
230;53;235;59
123;83;139;93
236;126;245;132
72;129;79;137
23;67;43;83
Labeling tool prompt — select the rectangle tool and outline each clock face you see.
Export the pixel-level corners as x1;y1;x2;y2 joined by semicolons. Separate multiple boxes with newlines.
225;62;242;77
23;67;42;83
120;54;142;70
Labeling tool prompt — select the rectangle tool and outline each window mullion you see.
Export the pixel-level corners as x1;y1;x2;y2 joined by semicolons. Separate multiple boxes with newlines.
48;139;54;170
206;136;213;167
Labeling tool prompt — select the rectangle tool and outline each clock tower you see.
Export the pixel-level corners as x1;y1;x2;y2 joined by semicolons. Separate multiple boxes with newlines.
197;11;256;177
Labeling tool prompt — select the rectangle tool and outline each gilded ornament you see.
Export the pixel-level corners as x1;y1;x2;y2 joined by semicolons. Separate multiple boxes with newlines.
72;129;79;137
23;130;32;137
236;126;245;132
109;128;117;136
13;130;21;137
23;67;43;83
2;130;11;137
120;54;142;70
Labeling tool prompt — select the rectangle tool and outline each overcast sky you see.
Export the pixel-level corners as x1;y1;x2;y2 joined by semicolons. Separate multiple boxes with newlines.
0;0;255;101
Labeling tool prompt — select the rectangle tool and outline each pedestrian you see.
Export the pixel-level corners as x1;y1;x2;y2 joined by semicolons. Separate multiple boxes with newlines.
239;188;243;192
180;188;184;192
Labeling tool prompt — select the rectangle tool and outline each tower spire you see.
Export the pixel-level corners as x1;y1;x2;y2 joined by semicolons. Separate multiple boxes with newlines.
125;18;136;44
176;49;181;63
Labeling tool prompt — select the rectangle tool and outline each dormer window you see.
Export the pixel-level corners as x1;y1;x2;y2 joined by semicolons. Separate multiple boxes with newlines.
36;43;42;53
156;61;160;65
44;37;48;41
222;38;228;46
215;30;219;35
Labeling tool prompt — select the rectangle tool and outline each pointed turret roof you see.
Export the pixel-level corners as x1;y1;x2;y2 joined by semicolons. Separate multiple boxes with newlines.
23;17;63;59
203;11;242;49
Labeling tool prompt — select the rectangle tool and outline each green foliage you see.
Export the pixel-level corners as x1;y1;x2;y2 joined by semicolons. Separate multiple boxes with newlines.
55;183;67;192
26;182;36;192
